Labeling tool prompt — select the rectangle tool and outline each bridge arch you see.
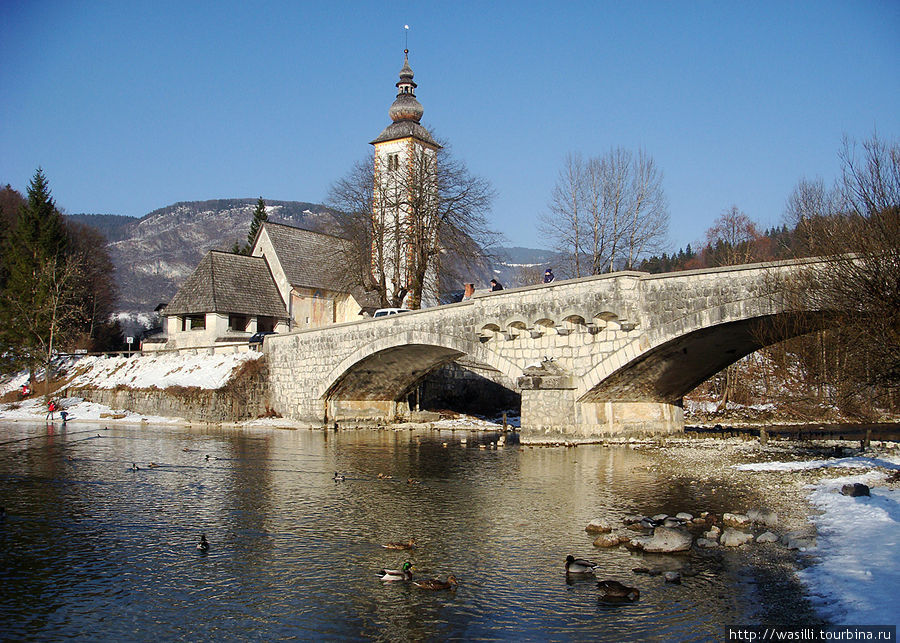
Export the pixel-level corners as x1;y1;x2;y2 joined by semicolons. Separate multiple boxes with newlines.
319;330;523;402
577;298;826;404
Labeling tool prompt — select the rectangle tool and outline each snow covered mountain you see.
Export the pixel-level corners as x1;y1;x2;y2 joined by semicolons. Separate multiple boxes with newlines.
71;199;552;312
71;199;340;311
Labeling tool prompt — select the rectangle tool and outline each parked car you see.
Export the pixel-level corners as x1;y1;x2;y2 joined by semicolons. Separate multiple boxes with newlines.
249;331;276;345
373;308;412;318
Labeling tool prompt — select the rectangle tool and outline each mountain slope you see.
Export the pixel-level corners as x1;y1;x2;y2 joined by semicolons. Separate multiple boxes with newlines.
71;200;552;312
74;199;339;311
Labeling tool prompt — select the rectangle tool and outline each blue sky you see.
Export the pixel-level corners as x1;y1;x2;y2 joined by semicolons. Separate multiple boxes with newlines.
1;1;897;251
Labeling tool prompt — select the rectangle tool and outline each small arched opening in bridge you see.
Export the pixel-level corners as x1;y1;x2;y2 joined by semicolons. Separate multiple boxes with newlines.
579;311;829;405
321;334;522;424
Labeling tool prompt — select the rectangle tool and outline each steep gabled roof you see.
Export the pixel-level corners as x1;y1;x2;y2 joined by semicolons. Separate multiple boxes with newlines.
261;222;358;293
164;250;288;318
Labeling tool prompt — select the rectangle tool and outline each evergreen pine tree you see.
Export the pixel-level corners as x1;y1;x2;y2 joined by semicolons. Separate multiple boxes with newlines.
242;197;268;254
0;169;74;375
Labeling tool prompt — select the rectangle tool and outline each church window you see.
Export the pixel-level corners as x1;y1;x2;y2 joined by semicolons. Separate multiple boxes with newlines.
183;315;206;331
388;153;399;171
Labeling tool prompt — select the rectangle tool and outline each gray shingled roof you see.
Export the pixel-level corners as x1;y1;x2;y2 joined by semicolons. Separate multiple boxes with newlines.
165;251;288;318
262;222;381;309
370;120;440;147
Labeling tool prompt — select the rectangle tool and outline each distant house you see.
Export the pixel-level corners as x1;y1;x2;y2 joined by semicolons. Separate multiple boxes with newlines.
145;222;377;351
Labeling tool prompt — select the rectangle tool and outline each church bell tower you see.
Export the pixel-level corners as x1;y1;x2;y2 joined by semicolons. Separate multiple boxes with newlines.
370;49;441;308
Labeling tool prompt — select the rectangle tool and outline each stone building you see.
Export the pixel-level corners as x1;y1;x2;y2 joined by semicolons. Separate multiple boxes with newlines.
370;49;440;308
145;222;377;351
144;50;442;351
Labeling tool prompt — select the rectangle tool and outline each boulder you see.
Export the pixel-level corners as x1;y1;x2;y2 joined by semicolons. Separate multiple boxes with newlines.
696;538;719;548
781;532;815;551
703;525;721;540
623;514;645;525
721;528;754;547
651;513;669;522
641;526;693;553
722;513;751;528
593;533;624;548
747;508;778;527
664;571;682;584
756;531;778;544
840;483;871;497
586;519;613;533
675;512;694;521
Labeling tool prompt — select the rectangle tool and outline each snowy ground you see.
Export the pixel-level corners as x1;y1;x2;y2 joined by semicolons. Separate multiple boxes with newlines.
0;351;262;425
735;454;900;625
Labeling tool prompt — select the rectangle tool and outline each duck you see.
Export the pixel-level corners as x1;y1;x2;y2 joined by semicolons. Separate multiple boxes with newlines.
148;462;159;469
597;579;640;602
382;538;416;550
131;463;140;471
333;472;346;481
378;561;412;581
565;555;598;574
197;534;210;552
413;574;458;590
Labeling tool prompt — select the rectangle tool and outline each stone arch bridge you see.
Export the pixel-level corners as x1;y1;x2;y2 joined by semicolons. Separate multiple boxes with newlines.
265;258;826;437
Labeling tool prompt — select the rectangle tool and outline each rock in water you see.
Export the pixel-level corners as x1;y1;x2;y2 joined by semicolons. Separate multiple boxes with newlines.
756;531;778;544
640;526;693;553
721;528;754;547
585;519;612;534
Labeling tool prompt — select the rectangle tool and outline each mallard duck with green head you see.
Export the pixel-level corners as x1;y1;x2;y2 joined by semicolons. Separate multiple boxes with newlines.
379;561;412;581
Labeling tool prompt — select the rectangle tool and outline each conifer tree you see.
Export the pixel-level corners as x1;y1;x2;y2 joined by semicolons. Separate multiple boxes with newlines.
0;169;77;379
242;197;267;254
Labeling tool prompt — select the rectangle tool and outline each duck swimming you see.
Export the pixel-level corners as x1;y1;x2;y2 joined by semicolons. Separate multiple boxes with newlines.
379;561;412;581
382;538;416;550
333;472;346;481
597;579;640;602
197;534;210;552
413;574;458;590
565;555;598;574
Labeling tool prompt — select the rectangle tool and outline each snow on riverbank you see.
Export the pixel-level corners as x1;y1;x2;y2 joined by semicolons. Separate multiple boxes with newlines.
735;454;900;625
0;351;262;424
65;351;261;389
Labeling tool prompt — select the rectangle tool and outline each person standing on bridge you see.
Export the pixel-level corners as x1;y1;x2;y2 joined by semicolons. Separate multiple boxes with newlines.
543;268;555;283
490;279;504;292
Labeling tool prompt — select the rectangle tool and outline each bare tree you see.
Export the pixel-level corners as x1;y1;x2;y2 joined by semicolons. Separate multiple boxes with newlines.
780;133;900;411
541;147;669;277
703;205;762;267
328;141;497;309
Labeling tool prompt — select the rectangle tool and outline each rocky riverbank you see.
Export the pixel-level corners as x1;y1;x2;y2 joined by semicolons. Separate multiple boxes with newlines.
571;436;900;625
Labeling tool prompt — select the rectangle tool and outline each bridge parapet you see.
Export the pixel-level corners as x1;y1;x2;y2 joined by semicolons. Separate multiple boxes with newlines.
265;258;825;437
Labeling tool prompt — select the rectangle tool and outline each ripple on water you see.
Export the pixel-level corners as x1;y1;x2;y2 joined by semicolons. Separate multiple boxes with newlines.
0;422;818;640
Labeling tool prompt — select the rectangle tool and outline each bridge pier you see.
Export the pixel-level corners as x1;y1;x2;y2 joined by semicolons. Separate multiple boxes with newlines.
518;365;683;438
326;399;410;425
519;389;683;438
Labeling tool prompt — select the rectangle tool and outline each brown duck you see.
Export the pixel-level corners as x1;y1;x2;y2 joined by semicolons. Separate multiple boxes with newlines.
413;574;459;590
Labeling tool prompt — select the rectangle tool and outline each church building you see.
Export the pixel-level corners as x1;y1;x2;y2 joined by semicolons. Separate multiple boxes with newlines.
370;49;440;309
146;50;438;351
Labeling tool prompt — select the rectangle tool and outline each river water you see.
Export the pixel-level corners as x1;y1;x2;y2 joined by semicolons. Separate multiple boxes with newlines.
0;421;823;641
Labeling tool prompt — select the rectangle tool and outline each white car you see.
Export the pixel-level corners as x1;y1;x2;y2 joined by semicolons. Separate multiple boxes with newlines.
373;308;412;318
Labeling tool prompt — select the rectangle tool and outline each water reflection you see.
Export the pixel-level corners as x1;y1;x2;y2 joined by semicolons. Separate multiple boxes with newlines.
0;422;822;640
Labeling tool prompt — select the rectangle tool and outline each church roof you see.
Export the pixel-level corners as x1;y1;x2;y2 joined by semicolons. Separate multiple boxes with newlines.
371;120;439;147
164;251;288;318
260;222;381;307
370;50;440;148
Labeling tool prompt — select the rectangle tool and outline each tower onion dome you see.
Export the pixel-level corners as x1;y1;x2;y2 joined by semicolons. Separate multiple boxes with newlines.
371;50;440;148
388;50;424;123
